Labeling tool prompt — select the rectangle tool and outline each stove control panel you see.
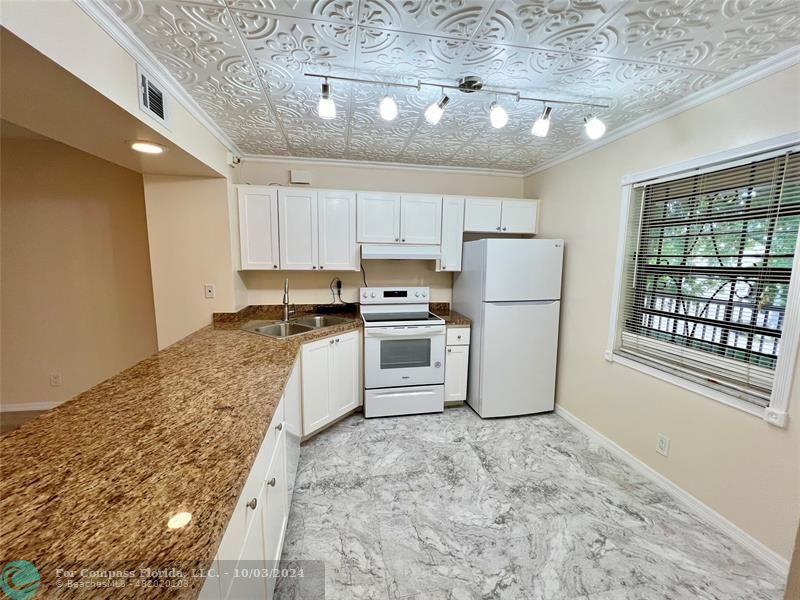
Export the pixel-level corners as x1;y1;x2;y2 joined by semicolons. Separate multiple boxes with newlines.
360;287;430;304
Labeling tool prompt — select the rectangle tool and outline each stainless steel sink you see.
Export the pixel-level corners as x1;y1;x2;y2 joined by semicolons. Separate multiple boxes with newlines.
292;315;352;329
242;321;314;339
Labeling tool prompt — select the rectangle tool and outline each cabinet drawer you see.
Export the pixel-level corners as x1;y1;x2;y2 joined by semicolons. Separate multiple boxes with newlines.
446;327;470;346
216;397;285;570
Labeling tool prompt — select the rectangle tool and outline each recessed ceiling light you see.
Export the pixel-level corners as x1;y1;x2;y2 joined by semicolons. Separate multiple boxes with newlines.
131;141;165;154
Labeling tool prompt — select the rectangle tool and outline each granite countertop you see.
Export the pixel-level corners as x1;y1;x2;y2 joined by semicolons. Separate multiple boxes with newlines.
430;303;471;327
0;306;360;599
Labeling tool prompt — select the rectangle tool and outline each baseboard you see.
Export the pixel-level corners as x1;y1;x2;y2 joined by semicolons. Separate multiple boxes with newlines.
554;405;790;577
1;400;62;413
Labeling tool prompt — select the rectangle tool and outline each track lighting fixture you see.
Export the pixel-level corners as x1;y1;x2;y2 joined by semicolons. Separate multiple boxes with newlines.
304;73;609;137
318;79;336;120
379;95;398;121
531;106;552;138
584;115;606;139
489;101;508;129
424;94;449;125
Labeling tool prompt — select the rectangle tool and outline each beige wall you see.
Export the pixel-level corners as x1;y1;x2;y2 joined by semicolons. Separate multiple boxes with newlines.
524;65;800;560
1;136;158;409
236;159;524;305
143;175;239;349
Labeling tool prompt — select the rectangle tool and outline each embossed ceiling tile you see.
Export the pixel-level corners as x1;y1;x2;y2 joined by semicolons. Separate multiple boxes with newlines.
549;54;650;98
578;0;800;71
357;28;468;81
459;42;567;90
186;76;264;119
226;0;357;23
358;0;493;39
400;141;463;164
476;0;621;49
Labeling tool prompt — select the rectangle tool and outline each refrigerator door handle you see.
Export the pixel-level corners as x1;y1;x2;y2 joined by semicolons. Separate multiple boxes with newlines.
487;300;559;306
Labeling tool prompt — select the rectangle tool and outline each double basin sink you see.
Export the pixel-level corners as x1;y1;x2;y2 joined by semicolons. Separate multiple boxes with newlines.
242;314;353;339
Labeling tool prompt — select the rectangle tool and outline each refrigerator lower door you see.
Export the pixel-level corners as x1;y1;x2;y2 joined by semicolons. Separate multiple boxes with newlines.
475;300;560;417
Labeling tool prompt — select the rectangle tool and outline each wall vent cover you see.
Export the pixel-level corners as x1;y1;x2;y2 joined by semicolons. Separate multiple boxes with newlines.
137;65;169;127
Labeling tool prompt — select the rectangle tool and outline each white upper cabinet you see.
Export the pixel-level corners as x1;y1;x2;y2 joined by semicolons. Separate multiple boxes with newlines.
318;190;358;271
501;199;538;234
239;186;280;270
278;188;318;270
464;197;538;234
464;197;502;232
357;192;401;243
400;194;442;244
437;196;465;272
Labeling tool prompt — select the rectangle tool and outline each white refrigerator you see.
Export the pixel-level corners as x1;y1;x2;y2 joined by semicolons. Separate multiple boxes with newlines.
453;238;563;418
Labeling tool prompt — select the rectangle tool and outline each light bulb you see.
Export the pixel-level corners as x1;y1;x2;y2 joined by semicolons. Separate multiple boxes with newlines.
379;96;398;121
318;81;336;120
425;95;449;125
584;115;606;139
531;106;552;138
489;102;508;129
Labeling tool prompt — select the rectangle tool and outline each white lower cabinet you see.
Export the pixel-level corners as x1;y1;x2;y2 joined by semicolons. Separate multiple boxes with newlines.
203;362;301;600
301;330;361;437
444;327;470;403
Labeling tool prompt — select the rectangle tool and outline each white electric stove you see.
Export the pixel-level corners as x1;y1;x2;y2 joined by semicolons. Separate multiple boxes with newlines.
360;287;445;418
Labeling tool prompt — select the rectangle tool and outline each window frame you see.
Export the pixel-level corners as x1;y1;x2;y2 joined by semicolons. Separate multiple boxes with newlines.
607;133;800;427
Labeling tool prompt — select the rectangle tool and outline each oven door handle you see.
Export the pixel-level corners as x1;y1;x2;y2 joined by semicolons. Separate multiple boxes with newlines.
365;327;445;338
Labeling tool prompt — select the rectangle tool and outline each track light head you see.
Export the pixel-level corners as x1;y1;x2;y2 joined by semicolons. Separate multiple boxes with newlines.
584;114;606;139
318;80;336;120
424;94;449;125
379;95;398;121
489;102;508;129
531;106;552;137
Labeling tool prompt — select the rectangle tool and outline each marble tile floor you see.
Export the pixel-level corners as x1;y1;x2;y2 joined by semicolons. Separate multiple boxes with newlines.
274;406;784;600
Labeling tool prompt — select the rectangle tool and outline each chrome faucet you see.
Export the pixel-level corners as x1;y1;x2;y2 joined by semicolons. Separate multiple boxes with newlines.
282;278;295;322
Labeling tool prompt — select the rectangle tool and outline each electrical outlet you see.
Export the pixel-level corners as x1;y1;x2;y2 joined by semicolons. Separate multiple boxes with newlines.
204;284;216;299
656;433;670;457
49;373;62;387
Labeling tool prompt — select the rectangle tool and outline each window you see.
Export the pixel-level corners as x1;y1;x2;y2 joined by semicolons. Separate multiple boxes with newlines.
609;142;800;423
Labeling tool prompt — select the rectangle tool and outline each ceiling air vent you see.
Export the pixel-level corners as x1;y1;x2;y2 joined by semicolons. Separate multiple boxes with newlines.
137;65;169;127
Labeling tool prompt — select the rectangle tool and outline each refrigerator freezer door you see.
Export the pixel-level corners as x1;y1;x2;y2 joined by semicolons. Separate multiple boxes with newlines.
483;239;563;302
475;300;560;417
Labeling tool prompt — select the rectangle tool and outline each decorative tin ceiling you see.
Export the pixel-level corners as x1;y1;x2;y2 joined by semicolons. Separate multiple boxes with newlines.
103;0;799;172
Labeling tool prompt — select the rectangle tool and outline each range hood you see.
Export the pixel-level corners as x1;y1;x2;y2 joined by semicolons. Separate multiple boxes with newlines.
361;244;441;260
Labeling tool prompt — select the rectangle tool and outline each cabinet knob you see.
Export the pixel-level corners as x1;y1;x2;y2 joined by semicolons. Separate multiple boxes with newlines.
401;238;406;242
273;265;278;269
448;348;452;353
330;339;334;345
496;227;501;231
457;335;462;339
395;238;399;242
246;498;257;510
312;266;317;269
267;478;277;487
275;422;283;431
502;227;507;231
320;266;324;269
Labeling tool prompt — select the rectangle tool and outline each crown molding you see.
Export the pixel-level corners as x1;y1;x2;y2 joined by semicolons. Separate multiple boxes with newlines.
240;154;525;178
522;46;800;178
74;0;242;156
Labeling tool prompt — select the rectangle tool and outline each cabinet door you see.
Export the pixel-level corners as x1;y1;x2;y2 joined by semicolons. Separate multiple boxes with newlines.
319;190;358;270
357;192;401;243
437;196;465;271
278;189;318;270
330;331;360;419
239;187;280;270
444;345;469;402
501;200;538;234
264;433;288;600
282;358;301;504
464;197;502;232
400;194;442;244
301;337;333;436
225;485;268;600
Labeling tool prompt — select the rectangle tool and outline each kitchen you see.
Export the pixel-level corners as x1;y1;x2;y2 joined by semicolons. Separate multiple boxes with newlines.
1;1;799;599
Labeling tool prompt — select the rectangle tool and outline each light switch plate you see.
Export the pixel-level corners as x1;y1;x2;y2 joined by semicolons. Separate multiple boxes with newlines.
656;434;670;457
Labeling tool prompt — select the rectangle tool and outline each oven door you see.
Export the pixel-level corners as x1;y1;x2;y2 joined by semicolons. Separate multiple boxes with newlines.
364;325;446;389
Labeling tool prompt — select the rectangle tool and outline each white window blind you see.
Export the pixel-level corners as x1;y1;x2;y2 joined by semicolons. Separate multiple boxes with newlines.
614;149;800;406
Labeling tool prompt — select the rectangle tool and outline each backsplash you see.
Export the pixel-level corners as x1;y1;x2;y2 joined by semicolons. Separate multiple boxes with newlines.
241;260;453;305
